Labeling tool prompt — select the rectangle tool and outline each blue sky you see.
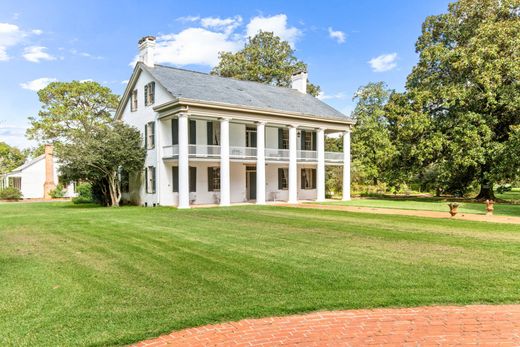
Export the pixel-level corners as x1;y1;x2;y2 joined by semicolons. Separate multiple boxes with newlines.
0;0;451;148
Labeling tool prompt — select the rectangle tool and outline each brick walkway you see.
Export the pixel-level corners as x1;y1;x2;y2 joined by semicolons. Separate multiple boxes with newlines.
132;305;520;346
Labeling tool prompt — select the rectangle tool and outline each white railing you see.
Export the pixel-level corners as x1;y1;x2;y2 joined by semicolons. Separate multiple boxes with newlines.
298;150;318;161
162;145;179;158
325;151;344;162
189;144;221;158
265;148;290;160
230;146;257;159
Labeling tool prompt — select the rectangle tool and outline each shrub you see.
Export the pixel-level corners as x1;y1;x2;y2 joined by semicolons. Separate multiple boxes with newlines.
49;184;66;198
0;187;23;200
72;183;93;204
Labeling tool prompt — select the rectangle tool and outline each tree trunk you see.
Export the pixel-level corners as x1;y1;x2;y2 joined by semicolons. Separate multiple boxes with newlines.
107;172;121;207
475;180;495;200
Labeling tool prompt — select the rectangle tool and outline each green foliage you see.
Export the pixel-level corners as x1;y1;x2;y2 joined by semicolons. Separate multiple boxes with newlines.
49;184;66;199
351;82;396;186
60;122;146;207
211;31;321;96
26;80;119;144
0;186;22;200
387;0;520;198
72;183;93;204
0;142;26;175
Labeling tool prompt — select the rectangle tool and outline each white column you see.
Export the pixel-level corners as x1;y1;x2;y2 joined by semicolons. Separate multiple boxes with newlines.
342;129;351;201
288;125;298;204
316;128;325;202
220;117;230;206
178;113;190;208
256;121;266;204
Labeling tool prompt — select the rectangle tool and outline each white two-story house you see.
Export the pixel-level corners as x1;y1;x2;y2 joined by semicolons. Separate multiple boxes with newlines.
116;36;354;208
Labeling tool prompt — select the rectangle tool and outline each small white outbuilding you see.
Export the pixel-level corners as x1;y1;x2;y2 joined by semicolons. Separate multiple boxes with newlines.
0;145;75;199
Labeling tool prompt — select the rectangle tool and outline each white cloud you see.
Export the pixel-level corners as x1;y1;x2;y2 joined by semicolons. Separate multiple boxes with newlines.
200;16;242;33
153;28;242;67
135;14;302;67
368;53;398;72
121;80;129;84
80;79;93;83
246;14;301;47
0;124;31;148
31;29;43;35
317;91;346;101
0;22;24;61
20;77;57;91
23;46;56;63
328;27;346;44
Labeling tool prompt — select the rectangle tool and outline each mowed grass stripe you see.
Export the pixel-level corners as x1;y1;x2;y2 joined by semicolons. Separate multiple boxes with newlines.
0;203;519;346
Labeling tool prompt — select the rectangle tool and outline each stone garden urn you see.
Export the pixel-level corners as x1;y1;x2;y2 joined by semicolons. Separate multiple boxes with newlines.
485;200;495;216
448;202;459;217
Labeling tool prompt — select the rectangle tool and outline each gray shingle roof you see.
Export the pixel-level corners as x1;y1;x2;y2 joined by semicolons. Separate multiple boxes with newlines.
142;64;352;123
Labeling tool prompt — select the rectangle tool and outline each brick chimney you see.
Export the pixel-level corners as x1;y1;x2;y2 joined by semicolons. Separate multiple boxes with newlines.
291;71;308;94
43;144;55;199
138;36;156;67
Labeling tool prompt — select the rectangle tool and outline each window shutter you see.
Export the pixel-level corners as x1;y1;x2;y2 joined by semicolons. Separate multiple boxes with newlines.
278;128;283;149
144;124;148;148
150;82;155;104
189;166;197;192
150;122;155;147
144;84;148;105
312;132;317;151
172;166;179;192
189;120;197;145
208;167;214;191
278;168;283;190
312;169;317;189
151;167;156;193
300;130;306;150
145;168;148;193
301;169;305;189
171;118;178;145
207;121;213;145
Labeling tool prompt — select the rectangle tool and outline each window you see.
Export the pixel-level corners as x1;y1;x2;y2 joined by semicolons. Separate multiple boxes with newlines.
189;119;197;145
144;82;155;106
145;166;156;194
278;168;288;190
8;177;21;190
171;118;178;145
145;122;155;149
131;89;138;111
246;126;257;147
301;168;317;190
207;167;220;191
172;166;197;193
206;121;220;145
278;128;289;149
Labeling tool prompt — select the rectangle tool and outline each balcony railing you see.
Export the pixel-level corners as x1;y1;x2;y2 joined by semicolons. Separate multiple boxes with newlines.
163;145;344;163
163;145;179;158
325;151;343;162
265;148;290;160
298;150;318;161
189;144;221;158
230;146;257;159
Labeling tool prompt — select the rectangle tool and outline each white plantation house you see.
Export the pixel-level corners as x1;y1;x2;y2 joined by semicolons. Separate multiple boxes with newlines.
116;36;354;208
0;145;75;199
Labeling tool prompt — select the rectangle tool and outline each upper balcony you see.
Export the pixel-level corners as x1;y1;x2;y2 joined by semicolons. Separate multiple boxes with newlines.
163;145;343;163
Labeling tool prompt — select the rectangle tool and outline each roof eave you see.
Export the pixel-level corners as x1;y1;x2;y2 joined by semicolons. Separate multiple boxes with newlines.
154;97;355;126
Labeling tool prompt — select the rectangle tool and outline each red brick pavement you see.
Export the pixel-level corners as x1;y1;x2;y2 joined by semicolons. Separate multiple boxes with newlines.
132;305;520;346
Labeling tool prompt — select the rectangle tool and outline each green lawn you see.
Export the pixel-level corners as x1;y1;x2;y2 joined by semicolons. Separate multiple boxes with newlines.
1;203;520;346
497;188;520;202
321;197;520;217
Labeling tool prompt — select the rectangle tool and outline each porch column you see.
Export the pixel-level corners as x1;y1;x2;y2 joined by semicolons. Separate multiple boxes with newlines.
288;125;298;204
178;113;190;208
342;129;351;201
256;121;266;204
316;128;326;202
220;117;230;206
